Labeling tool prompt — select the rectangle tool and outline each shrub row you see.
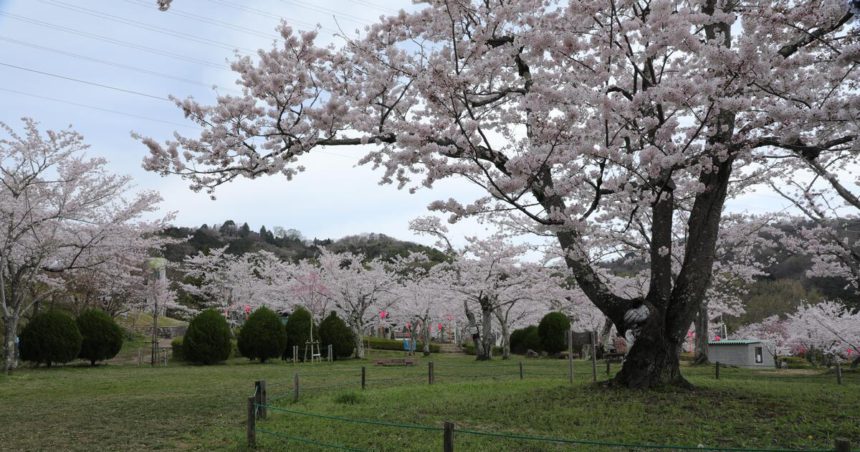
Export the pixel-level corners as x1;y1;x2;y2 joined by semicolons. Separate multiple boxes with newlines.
19;309;123;367
174;307;358;365
366;336;440;353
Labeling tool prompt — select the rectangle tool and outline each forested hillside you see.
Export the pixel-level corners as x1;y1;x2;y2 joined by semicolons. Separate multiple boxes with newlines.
160;220;448;265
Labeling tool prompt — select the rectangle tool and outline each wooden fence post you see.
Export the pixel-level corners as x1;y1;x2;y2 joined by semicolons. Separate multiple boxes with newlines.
836;362;843;385
606;359;611;375
293;345;299;364
519;361;523;380
429;361;435;385
835;439;850;452
568;330;574;384
254;381;262;419
328;344;333;362
715;361;720;380
247;396;256;448
590;331;597;382
443;421;454;452
361;366;366;390
293;373;300;402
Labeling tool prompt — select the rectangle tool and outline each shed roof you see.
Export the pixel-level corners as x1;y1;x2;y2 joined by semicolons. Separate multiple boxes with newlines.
708;339;762;345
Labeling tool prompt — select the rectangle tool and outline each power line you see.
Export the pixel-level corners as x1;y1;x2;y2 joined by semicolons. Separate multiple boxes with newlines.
204;0;335;34
123;0;281;41
348;0;401;14
0;36;236;92
125;0;280;39
0;11;231;71
0;62;169;101
40;0;257;54
277;0;375;28
0;87;197;129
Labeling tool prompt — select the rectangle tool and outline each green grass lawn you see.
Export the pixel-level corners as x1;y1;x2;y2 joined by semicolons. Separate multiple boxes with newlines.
0;351;856;451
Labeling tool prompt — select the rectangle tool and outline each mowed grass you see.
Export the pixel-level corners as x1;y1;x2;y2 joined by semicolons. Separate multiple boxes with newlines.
0;351;857;451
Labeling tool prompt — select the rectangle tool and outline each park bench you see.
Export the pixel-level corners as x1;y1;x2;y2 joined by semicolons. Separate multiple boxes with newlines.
374;358;415;366
604;352;624;363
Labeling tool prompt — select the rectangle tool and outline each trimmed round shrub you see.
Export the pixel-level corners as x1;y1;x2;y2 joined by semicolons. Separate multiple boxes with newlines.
19;311;82;367
510;325;541;354
183;309;232;364
238;307;287;363
538;312;570;354
284;306;318;360
77;309;124;366
319;311;355;359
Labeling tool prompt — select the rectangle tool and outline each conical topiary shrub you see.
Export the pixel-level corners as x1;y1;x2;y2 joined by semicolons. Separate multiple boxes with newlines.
238;306;287;363
183;309;232;364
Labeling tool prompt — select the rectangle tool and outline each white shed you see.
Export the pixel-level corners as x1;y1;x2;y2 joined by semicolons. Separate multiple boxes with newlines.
707;339;775;368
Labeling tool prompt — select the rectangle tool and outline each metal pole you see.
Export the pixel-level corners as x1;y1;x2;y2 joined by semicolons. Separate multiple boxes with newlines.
591;330;597;382
715;361;720;380
293;373;300;402
429;361;435;385
519;361;523;380
568;329;574;384
361;366;366;390
836;362;843;385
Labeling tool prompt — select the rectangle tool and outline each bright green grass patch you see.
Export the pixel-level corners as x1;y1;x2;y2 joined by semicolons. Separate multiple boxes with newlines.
0;352;856;451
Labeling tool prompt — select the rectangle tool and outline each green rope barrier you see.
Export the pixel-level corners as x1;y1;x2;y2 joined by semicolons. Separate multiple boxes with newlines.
258;404;835;452
454;428;835;452
260;405;443;432
256;427;368;451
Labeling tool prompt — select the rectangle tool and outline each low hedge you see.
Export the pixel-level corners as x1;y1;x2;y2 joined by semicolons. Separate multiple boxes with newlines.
366;337;440;353
171;336;184;361
460;343;503;356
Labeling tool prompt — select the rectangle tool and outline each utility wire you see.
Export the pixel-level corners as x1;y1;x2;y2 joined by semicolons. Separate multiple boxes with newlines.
123;0;280;41
348;0;401;14
0;36;235;92
0;62;169;101
0;11;231;71
204;0;335;33
277;0;375;28
0;88;196;129
40;0;256;54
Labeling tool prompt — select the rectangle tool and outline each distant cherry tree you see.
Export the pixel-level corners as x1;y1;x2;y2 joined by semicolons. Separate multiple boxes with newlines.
1;119;166;373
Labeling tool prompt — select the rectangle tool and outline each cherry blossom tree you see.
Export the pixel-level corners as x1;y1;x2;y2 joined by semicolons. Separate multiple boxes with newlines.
141;1;860;387
737;300;860;367
387;253;456;356
181;247;292;320
1;119;167;373
785;301;860;363
314;249;400;359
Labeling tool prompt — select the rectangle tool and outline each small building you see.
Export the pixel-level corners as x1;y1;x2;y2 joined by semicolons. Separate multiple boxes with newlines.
707;339;775;368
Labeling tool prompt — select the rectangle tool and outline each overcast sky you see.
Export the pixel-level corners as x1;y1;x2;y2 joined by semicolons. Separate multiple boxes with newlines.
0;0;801;248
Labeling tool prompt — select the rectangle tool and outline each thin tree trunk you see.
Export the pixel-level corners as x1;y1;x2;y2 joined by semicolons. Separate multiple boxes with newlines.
3;314;19;374
422;321;431;356
352;324;365;359
478;306;494;361
693;302;709;364
463;300;483;358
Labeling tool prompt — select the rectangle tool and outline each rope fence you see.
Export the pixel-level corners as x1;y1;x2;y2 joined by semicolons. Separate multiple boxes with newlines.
242;359;854;452
249;402;849;452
